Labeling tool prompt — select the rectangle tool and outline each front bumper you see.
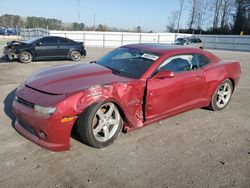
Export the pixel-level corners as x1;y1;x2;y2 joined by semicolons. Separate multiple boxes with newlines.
3;47;18;59
13;99;76;151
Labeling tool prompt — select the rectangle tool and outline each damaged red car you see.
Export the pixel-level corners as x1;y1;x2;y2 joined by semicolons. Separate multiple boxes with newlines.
12;43;241;151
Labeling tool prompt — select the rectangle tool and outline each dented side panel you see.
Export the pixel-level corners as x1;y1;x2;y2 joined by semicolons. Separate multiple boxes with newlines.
63;80;147;131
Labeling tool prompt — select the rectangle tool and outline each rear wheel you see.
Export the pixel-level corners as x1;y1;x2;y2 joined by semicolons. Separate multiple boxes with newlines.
70;50;81;61
18;51;33;63
208;79;233;111
77;102;123;148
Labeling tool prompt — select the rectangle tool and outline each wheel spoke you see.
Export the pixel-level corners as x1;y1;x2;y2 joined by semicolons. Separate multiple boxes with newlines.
97;110;105;119
221;97;227;105
93;122;103;136
223;91;230;96
223;83;228;92
109;119;119;125
103;126;110;140
217;98;222;105
106;103;115;117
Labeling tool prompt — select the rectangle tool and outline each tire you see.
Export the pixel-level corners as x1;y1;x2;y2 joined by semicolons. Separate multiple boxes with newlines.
18;51;33;63
77;102;123;148
208;79;233;111
7;52;16;61
70;50;81;61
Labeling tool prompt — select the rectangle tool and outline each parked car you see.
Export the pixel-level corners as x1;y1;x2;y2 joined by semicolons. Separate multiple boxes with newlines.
12;43;241;151
3;36;86;63
174;37;204;49
0;28;7;35
0;27;19;35
6;28;17;35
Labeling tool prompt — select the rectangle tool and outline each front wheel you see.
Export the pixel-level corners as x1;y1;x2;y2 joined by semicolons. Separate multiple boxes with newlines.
70;50;81;61
208;79;233;111
77;102;123;148
18;51;33;63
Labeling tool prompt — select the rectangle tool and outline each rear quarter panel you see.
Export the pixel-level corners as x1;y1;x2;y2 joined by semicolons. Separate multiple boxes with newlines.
202;60;241;105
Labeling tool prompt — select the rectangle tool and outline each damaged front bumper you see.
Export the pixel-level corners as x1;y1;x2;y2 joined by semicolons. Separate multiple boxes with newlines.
12;84;76;151
3;47;19;60
13;98;75;151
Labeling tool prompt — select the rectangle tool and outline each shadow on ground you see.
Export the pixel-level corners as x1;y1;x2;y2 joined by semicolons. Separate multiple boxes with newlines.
4;88;16;127
0;55;16;63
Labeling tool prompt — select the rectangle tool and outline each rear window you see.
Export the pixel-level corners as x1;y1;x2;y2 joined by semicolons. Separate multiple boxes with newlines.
59;38;71;44
197;54;210;67
197;39;202;43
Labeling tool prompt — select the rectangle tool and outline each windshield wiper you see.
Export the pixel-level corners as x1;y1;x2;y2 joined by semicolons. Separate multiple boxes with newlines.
97;64;122;75
109;67;121;75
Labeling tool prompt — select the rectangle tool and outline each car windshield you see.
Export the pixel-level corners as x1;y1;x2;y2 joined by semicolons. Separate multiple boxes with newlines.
96;47;158;79
22;38;40;44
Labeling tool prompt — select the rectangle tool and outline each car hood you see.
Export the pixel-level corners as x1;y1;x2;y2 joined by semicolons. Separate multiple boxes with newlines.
7;40;27;47
25;63;133;95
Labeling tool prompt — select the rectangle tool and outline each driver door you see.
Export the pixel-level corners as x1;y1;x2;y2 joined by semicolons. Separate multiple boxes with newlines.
35;37;59;58
145;54;205;121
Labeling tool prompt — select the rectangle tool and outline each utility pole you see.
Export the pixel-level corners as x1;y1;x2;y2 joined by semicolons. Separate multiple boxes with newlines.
77;0;81;20
77;0;81;31
175;0;185;40
93;13;96;31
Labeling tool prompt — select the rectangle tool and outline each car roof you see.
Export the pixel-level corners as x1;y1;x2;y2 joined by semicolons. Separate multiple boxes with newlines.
121;43;201;55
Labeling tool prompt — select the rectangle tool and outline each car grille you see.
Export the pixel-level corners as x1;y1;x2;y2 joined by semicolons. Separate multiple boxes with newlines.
15;97;34;109
18;118;37;137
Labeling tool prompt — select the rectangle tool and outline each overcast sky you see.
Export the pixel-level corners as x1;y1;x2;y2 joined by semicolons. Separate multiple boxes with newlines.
0;0;190;32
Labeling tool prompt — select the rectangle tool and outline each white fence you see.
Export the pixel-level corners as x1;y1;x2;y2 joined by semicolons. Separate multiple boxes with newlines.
198;35;250;51
20;28;49;39
49;30;191;47
18;29;250;51
50;30;250;51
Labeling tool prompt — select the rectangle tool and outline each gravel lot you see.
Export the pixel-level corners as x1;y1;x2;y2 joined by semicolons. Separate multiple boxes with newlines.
0;42;249;188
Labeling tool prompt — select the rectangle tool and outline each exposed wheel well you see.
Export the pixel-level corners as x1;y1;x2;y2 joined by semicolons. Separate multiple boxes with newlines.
228;78;235;92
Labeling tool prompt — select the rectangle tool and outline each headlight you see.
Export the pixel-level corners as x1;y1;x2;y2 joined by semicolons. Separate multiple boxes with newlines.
34;105;56;115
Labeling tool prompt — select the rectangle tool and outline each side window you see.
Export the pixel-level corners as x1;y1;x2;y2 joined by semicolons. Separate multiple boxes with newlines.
197;54;211;67
158;54;198;72
39;37;58;45
59;38;71;44
189;39;195;44
197;39;202;43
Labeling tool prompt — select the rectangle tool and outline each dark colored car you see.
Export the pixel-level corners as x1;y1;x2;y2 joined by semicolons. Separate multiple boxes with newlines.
6;28;18;35
3;36;86;63
12;44;241;151
0;28;7;35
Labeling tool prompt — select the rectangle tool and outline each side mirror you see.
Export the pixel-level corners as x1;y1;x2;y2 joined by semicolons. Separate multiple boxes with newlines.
37;42;42;46
152;70;175;79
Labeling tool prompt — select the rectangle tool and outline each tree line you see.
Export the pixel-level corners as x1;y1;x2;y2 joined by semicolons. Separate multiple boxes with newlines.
0;14;141;32
0;0;249;34
167;0;250;34
0;14;86;31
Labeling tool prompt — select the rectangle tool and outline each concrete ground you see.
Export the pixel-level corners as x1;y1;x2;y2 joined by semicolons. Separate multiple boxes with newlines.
0;43;249;188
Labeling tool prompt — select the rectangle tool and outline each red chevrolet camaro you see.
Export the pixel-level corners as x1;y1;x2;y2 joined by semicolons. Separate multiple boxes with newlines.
12;44;241;151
